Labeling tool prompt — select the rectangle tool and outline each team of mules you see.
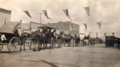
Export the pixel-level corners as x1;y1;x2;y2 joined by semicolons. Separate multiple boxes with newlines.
21;26;81;51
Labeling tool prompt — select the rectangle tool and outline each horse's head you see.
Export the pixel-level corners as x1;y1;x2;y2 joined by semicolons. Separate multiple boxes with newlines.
21;32;30;38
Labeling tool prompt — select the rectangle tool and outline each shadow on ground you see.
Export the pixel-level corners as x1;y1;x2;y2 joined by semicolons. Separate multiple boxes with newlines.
0;51;10;53
17;59;58;67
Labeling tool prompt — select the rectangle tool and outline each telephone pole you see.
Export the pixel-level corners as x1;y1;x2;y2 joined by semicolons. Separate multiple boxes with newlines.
37;13;43;24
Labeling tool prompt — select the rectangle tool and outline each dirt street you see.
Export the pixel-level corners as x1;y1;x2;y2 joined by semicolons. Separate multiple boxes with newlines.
0;44;120;67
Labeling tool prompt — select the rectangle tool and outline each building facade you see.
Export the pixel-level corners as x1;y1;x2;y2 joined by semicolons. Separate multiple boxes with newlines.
44;21;79;35
0;8;11;27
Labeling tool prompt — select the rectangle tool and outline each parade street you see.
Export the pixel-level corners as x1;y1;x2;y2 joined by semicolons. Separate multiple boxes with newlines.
0;44;120;67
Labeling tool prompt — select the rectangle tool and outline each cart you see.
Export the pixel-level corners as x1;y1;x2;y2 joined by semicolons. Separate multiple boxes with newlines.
0;22;22;52
105;36;115;47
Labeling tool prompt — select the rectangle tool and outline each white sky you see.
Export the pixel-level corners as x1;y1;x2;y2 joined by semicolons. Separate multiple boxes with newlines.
0;0;120;37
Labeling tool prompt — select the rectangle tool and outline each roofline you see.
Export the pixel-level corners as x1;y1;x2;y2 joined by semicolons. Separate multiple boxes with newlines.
0;7;11;13
62;21;79;26
45;21;80;26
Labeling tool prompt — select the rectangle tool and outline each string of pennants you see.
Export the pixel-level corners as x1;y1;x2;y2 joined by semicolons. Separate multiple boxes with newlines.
24;9;72;21
83;7;102;29
83;22;102;30
24;7;101;29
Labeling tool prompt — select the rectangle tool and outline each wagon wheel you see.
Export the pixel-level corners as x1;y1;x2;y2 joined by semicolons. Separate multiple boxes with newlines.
0;42;3;51
7;37;21;53
25;38;33;50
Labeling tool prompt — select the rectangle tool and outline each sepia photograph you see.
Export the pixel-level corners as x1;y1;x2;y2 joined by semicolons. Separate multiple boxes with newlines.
0;0;120;67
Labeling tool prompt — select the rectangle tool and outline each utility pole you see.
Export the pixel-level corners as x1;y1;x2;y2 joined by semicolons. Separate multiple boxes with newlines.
37;13;43;24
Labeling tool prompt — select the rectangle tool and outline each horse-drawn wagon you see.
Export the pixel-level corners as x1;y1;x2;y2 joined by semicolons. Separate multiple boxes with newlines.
115;37;120;48
59;31;80;47
0;22;23;52
24;24;62;51
105;36;120;48
105;36;115;47
80;33;95;46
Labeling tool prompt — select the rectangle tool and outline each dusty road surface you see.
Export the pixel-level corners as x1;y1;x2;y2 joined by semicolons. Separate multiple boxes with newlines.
0;44;120;67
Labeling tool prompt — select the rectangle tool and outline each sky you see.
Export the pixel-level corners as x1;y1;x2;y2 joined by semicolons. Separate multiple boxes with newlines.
0;0;120;37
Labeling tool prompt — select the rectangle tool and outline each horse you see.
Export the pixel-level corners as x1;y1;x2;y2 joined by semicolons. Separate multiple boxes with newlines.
20;32;31;51
51;29;63;48
32;27;58;51
74;35;81;47
32;27;47;51
88;37;95;45
82;35;90;46
60;33;74;47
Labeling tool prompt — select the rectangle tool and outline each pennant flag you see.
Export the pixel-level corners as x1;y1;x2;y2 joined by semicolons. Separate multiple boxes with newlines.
63;9;72;21
24;11;32;18
83;23;87;29
97;22;101;29
96;33;98;37
84;7;90;16
104;33;106;36
112;32;114;36
42;10;51;20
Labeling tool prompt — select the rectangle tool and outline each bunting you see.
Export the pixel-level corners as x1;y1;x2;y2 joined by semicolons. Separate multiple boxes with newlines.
63;9;72;21
84;7;90;16
104;33;106;36
97;22;101;29
83;23;87;29
24;11;32;18
42;10;51;20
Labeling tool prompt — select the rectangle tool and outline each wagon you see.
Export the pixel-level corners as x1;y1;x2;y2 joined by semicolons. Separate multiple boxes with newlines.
105;36;115;47
0;22;22;52
25;24;60;50
80;34;95;46
43;25;61;48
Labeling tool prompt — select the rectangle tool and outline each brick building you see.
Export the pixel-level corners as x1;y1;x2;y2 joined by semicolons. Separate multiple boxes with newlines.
0;8;11;27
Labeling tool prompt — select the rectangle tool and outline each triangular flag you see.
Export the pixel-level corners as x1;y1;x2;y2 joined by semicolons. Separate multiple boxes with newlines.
24;11;32;18
42;10;51;20
63;9;72;21
97;22;101;29
84;7;90;16
83;23;87;29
